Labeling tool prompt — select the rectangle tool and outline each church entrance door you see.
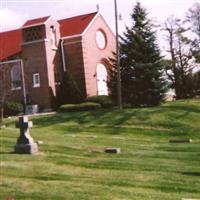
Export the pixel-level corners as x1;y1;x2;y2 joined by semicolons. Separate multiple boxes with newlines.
96;63;108;95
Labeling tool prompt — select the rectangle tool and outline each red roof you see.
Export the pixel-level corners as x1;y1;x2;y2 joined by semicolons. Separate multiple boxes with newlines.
58;12;97;37
0;29;22;61
23;16;50;28
0;12;97;61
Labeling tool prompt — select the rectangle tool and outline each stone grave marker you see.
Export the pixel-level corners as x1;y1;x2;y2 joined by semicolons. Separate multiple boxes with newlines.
105;147;121;154
14;116;38;154
182;199;200;200
169;139;192;143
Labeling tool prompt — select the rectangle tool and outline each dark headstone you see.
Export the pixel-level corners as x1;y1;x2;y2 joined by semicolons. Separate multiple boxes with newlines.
15;116;38;154
169;139;192;143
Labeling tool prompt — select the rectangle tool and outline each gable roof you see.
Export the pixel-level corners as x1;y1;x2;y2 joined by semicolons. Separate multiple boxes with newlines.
0;12;98;61
22;16;50;28
58;12;97;37
0;29;22;61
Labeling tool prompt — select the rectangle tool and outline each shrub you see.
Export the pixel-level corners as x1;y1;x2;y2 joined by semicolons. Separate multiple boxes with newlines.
86;95;113;108
59;102;101;112
4;101;24;116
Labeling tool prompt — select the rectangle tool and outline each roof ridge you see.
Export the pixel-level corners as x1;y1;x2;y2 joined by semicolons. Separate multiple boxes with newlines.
0;12;97;33
58;12;97;22
25;15;50;21
0;28;21;34
0;12;99;60
22;15;51;28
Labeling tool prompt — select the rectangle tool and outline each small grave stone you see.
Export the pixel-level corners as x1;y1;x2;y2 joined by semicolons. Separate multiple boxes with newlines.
182;199;200;200
14;116;38;154
105;147;121;154
36;140;43;145
112;136;125;140
169;139;192;143
0;124;6;129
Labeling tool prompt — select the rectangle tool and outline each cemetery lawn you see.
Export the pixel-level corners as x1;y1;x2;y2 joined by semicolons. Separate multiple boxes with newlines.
0;99;200;200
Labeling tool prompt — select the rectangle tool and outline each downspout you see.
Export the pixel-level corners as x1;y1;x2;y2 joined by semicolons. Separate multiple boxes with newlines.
20;59;27;107
61;39;66;72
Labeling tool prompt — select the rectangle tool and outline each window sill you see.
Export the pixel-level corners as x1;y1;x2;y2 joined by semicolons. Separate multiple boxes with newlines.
33;85;40;88
11;87;22;91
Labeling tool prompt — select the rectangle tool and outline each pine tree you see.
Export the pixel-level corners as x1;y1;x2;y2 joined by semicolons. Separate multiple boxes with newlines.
109;2;166;106
108;53;118;104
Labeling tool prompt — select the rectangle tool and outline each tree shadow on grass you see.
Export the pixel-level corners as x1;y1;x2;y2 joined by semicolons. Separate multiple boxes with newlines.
31;109;137;130
0;151;14;154
23;100;199;137
182;172;200;176
163;103;200;113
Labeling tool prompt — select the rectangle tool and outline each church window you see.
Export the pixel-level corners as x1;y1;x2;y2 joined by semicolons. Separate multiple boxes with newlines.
11;64;21;90
33;73;40;88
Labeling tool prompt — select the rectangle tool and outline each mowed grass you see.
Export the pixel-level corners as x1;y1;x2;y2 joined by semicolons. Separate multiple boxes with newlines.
0;99;200;200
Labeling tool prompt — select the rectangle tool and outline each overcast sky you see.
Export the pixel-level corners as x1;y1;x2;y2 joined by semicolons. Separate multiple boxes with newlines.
0;0;199;54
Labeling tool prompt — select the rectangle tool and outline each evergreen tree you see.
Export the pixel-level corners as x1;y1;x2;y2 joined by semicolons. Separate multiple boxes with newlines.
108;52;118;104
109;2;166;106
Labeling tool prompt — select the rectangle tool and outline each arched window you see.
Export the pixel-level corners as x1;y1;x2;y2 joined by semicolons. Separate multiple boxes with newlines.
96;63;108;95
11;64;21;90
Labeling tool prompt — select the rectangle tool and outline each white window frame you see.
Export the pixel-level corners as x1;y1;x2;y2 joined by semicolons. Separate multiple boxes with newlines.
33;73;40;88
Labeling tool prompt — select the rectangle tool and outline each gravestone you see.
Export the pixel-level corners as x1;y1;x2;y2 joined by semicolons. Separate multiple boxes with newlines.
14;116;38;154
169;139;192;143
182;199;200;200
105;147;121;154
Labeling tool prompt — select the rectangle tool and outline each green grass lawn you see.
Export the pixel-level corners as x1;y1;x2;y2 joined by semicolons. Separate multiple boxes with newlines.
0;99;200;200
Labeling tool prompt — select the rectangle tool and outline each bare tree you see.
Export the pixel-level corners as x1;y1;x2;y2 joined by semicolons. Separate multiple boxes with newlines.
164;16;198;99
186;3;200;62
187;2;200;38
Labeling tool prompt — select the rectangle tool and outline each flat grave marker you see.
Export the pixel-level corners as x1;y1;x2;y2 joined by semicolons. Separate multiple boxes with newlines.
105;147;121;154
169;139;192;143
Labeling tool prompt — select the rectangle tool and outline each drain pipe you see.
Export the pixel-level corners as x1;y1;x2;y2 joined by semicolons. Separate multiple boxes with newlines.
20;59;27;107
61;39;66;72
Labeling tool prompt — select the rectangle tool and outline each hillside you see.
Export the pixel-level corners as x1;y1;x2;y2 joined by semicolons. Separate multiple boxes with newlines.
0;100;200;200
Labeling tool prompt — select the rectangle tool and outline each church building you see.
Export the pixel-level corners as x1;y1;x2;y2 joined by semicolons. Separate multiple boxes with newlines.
0;12;116;111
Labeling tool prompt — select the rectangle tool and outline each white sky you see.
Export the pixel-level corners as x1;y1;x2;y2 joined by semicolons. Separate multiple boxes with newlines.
0;0;199;55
